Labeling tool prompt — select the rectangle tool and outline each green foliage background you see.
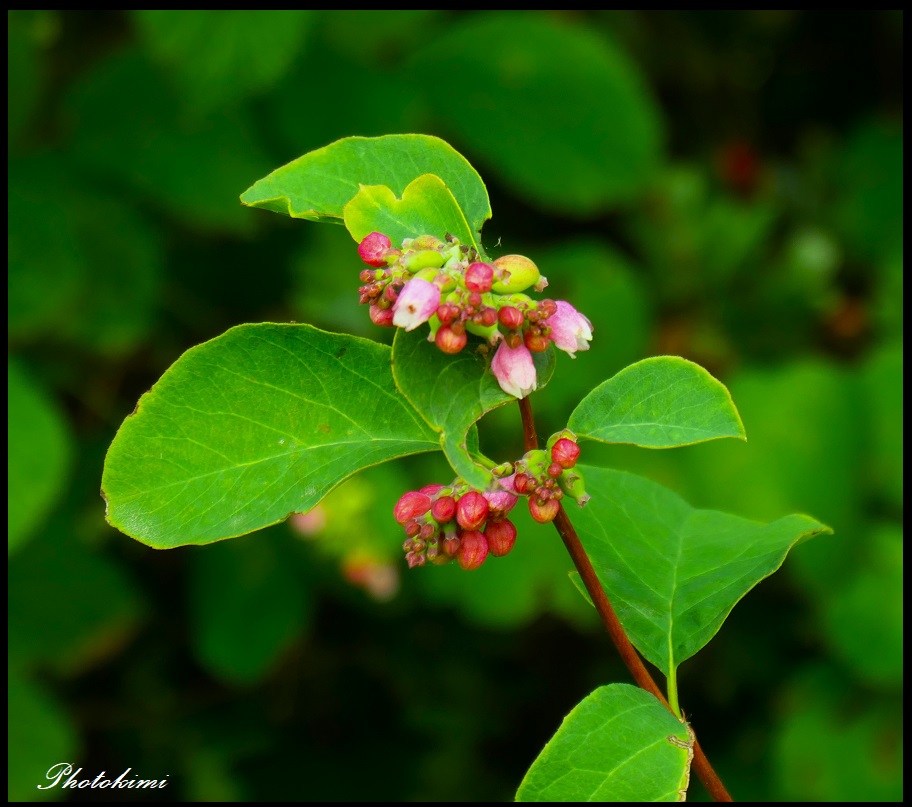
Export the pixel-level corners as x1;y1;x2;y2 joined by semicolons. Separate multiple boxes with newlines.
8;10;902;802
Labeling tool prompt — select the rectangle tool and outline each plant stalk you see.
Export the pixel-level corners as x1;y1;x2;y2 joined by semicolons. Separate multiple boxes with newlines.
518;395;732;802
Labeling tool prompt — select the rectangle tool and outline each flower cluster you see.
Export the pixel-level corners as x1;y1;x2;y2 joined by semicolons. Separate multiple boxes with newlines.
356;232;593;398
394;481;519;571
394;433;588;571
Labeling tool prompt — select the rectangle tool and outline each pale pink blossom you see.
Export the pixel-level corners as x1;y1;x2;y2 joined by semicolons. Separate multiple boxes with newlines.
392;277;441;331
482;489;518;516
491;341;537;399
548;300;593;357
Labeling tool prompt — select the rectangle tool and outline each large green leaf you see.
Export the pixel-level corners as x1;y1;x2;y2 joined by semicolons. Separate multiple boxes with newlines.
516;684;692;802
407;13;663;214
102;324;438;548
8;360;72;554
391;327;555;489
572;466;831;677
569;356;746;448
343;174;477;249
240;134;491;238
134;10;314;114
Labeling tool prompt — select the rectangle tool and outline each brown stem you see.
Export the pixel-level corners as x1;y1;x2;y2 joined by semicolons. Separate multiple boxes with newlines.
518;397;732;802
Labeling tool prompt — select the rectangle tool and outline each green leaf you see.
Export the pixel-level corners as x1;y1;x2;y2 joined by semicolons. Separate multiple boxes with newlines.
134;10;314;114
407;13;663;214
572;466;832;678
516;684;692;802
189;531;310;684
8;360;72;554
391;327;555;488
343;174;477;250
102;323;438;548
568;571;593;607
569;356;746;448
240;134;491;239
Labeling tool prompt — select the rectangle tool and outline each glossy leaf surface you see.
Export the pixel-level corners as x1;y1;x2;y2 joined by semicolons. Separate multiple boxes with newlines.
569;356;745;448
516;684;692;802
572;466;831;677
103;324;438;548
343;174;477;249
240;134;491;239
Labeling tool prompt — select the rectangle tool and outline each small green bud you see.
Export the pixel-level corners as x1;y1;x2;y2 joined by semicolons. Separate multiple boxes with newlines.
465;319;500;342
491;255;541;294
558;469;590;507
403;249;446;273
523;449;550;476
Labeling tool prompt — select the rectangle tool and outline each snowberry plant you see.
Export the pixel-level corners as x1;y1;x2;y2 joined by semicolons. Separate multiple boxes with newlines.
102;135;830;801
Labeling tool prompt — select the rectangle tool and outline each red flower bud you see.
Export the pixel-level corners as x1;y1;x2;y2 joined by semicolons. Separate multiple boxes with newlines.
498;305;525;330
436;303;460;325
420;484;445;497
513;473;531;494
435;324;468;354
431;495;457;524
524;329;551;353
548;462;563;479
404;519;421;538
528;497;560;524
406;551;426;569
358;232;393;267
370;304;395;327
456;490;489;531
505;331;523;349
551;438;580;469
465;262;494;293
456;530;489;570
443;535;461;557
394;491;431;525
485;519;517;557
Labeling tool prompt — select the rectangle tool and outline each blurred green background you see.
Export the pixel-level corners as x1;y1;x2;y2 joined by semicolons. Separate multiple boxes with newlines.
8;10;902;802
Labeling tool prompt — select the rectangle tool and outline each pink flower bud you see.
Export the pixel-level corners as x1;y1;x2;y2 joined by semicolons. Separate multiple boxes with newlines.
548;462;564;479
548;301;593;357
551;438;580;469
443;534;461;557
420;484;445;497
456;490;489;531
358;232;393;267
431;496;457;524
482;489;518;516
498;305;524;330
485;519;517;557
465;262;494;293
435;324;467;354
394;491;431;525
392;277;441;331
491;341;537;399
528;496;560;524
456;530;489;570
